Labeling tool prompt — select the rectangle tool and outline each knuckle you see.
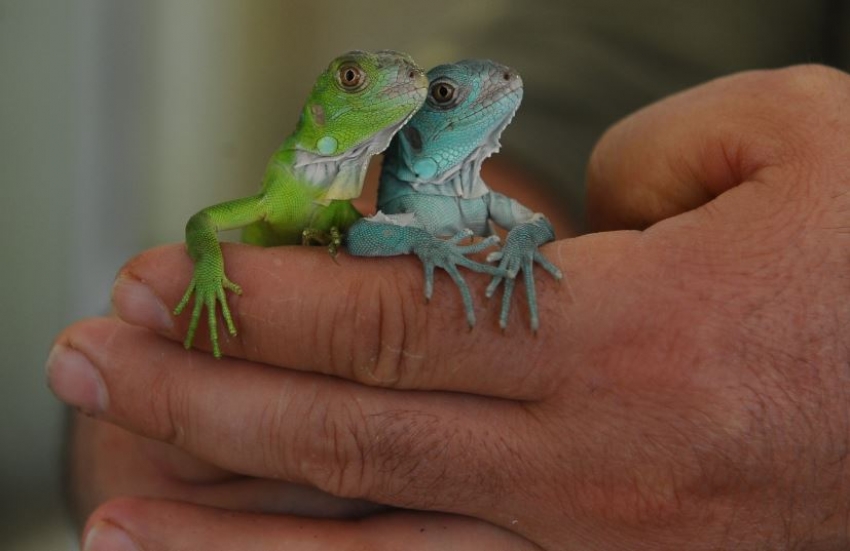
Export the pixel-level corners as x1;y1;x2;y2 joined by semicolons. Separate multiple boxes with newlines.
151;367;193;449
772;64;850;106
326;401;374;497
751;65;850;195
755;65;850;146
254;384;299;479
290;390;372;498
341;264;431;389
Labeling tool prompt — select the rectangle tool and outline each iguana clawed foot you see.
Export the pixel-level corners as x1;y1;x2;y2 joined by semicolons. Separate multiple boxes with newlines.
347;220;507;327
485;218;562;332
173;256;242;359
413;229;506;327
302;226;343;258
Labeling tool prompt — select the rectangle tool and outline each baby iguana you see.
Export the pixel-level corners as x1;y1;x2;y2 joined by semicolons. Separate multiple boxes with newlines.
346;60;562;330
175;50;428;357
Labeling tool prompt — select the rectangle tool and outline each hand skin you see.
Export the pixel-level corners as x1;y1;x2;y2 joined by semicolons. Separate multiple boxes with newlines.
49;64;850;550
60;158;568;536
66;413;383;527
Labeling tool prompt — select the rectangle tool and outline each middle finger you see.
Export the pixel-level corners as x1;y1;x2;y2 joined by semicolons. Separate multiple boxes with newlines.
51;316;529;520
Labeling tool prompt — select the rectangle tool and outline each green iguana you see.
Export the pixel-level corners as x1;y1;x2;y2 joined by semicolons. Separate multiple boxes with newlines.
175;50;428;357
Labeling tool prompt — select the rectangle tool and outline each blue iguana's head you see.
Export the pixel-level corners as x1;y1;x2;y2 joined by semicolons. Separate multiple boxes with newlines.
295;50;428;156
398;59;523;181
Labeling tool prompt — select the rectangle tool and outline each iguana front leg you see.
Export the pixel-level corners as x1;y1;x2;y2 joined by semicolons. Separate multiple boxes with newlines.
174;194;267;358
347;216;504;326
485;193;562;332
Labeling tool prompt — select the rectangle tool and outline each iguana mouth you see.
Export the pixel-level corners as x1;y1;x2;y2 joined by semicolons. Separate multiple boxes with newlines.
365;117;410;155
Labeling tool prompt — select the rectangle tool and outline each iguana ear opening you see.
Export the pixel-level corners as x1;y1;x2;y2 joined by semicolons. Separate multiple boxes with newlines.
310;104;326;126
403;126;423;153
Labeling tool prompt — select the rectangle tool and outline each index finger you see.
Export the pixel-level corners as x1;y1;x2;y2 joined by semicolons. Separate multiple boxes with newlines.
112;241;584;401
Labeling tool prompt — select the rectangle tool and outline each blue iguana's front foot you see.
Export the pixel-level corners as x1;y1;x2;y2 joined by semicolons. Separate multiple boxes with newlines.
413;229;505;327
347;219;506;327
485;216;562;332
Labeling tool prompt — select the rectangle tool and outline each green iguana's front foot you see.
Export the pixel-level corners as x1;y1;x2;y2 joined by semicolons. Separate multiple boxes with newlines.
485;218;562;333
302;226;343;258
173;258;242;358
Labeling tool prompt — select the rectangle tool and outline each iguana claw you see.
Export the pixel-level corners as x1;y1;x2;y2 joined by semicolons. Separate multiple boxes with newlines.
414;229;504;326
485;219;562;332
174;263;241;359
302;226;343;258
347;220;506;326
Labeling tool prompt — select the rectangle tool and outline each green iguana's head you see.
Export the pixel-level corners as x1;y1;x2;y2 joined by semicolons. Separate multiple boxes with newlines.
295;50;428;156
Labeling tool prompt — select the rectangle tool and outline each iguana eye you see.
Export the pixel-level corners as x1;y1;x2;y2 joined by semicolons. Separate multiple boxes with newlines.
337;63;365;90
429;81;456;105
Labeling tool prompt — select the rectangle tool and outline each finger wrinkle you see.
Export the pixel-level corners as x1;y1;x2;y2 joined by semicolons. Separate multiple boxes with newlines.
150;358;188;449
256;382;301;481
381;343;425;360
334;397;372;499
346;274;417;388
287;385;370;498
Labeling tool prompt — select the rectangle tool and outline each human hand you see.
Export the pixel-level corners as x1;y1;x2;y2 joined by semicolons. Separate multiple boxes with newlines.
50;64;850;550
64;410;380;529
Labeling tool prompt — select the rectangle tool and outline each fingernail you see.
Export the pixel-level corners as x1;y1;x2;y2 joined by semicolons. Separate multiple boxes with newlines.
84;521;140;551
112;276;174;331
46;345;108;414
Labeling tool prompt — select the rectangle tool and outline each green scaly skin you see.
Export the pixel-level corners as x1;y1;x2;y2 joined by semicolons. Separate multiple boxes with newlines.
347;60;562;331
174;50;428;357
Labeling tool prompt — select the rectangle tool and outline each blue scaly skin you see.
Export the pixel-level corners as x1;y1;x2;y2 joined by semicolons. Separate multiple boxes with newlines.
347;60;562;330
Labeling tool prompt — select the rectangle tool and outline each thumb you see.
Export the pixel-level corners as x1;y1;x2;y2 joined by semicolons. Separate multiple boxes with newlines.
585;64;849;231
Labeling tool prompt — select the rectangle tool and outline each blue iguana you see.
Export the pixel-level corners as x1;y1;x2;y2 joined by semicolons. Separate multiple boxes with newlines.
347;59;561;331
